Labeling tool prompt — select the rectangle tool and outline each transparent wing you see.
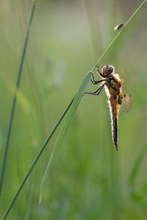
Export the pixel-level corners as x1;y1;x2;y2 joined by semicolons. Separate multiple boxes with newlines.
121;94;132;112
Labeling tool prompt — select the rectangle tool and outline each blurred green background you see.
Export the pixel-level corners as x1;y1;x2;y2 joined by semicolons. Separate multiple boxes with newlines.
0;0;147;219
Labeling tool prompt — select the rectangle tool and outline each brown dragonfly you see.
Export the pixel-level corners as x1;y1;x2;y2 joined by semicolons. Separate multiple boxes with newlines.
85;65;131;151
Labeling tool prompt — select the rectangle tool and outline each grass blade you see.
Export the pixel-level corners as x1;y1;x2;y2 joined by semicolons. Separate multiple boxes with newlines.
1;72;91;220
1;98;73;220
0;0;36;194
39;72;92;203
90;0;147;72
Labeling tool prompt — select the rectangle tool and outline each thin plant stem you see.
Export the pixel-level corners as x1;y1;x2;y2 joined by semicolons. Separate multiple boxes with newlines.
0;1;36;194
38;72;92;204
90;0;147;72
1;96;75;220
1;71;91;219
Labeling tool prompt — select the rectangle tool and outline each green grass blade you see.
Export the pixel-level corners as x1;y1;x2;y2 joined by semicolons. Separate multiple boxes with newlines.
39;72;92;203
54;72;92;151
0;0;36;194
90;0;147;72
1;72;91;220
1;97;74;220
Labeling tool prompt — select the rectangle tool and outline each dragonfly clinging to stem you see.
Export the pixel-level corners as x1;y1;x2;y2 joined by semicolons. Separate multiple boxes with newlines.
85;65;131;151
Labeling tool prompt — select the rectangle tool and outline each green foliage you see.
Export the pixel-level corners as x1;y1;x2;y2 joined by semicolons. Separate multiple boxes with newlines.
0;0;147;219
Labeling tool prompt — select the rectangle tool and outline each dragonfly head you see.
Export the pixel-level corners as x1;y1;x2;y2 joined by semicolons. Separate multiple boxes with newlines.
101;65;115;77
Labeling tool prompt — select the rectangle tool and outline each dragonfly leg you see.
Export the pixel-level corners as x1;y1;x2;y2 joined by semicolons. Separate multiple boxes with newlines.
85;84;105;96
91;73;106;85
96;66;104;78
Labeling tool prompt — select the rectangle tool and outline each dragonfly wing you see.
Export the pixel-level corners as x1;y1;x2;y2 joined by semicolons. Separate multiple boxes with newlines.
108;97;120;150
121;94;132;112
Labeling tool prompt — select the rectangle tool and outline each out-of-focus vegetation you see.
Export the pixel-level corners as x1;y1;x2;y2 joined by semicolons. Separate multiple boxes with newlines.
0;0;147;219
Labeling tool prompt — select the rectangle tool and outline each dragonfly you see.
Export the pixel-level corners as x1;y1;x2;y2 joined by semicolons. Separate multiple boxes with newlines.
85;65;131;151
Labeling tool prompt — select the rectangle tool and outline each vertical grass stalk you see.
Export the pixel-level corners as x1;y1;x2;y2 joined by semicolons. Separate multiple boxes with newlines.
0;1;36;194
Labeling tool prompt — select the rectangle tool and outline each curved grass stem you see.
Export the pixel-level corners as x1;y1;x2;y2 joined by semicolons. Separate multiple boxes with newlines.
1;97;74;220
90;0;147;72
1;72;92;220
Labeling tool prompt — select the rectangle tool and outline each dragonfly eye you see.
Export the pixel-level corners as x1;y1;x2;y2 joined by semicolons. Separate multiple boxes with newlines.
107;66;114;74
102;65;114;77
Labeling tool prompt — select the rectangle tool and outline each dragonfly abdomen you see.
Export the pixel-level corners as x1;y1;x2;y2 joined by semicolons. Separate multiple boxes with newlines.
112;116;118;150
108;97;119;150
